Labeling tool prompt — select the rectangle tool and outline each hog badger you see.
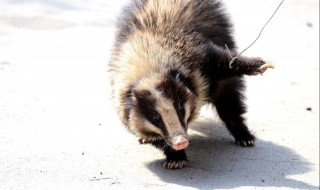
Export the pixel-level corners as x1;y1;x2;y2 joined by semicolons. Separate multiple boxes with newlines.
108;0;273;169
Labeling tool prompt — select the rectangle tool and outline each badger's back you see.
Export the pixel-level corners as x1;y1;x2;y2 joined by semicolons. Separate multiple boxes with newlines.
109;0;235;83
115;0;234;49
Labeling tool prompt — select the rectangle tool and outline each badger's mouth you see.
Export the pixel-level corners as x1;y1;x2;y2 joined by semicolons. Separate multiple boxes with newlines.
171;134;189;150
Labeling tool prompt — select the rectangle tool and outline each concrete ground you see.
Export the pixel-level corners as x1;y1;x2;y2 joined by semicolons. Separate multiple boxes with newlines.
0;0;319;189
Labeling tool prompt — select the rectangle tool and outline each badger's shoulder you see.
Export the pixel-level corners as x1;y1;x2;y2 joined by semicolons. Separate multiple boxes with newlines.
113;0;235;49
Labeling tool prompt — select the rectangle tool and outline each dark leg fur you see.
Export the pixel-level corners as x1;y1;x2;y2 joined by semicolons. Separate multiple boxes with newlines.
203;42;273;146
214;78;255;147
151;140;188;169
204;43;274;80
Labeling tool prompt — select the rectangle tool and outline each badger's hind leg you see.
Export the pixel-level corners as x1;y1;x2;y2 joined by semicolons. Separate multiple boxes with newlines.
151;140;188;169
206;43;274;78
214;78;255;147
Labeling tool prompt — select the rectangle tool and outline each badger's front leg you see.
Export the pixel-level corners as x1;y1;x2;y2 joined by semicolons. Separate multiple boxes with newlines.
151;139;188;169
138;136;162;144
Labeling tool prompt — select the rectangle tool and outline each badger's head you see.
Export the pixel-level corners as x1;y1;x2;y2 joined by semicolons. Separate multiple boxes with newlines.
125;69;200;150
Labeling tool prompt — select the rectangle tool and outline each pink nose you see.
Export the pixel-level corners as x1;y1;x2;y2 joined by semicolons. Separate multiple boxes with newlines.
172;135;189;150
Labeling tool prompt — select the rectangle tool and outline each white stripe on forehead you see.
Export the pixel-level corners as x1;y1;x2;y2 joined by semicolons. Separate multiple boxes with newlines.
153;87;191;125
153;91;185;138
184;103;191;124
143;119;163;135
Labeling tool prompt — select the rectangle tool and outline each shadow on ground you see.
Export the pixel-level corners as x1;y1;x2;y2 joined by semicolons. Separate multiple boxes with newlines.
145;120;318;190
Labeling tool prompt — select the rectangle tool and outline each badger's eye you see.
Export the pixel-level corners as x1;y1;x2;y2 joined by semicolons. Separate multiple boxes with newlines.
148;113;162;127
177;104;185;117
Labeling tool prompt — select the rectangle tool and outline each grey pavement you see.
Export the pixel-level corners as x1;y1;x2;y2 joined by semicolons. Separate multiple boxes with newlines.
0;0;319;189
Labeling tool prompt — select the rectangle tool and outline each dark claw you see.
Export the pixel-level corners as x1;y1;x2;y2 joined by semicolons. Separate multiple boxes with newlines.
236;140;255;147
164;160;188;169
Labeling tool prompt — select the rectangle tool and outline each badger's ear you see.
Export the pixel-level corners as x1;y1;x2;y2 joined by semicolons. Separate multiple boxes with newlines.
131;88;137;100
174;71;182;82
169;69;196;94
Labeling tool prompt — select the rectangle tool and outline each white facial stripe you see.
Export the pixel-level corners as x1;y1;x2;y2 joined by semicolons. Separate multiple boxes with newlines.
184;103;191;123
156;94;185;137
144;120;163;135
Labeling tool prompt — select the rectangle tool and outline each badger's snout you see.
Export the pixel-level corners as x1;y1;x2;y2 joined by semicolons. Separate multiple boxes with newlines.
172;135;189;150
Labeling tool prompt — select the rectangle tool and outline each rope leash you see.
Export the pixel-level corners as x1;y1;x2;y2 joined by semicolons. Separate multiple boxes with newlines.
227;0;285;69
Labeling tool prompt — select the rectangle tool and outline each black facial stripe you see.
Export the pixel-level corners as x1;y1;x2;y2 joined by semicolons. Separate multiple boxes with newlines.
134;89;169;136
169;69;197;96
172;96;187;129
145;111;169;137
174;102;187;129
187;104;197;123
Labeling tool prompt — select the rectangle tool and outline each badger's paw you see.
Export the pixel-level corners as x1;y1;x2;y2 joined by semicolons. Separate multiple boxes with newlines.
164;159;188;169
138;137;149;144
250;60;274;76
138;136;162;144
234;130;256;147
258;61;274;73
236;139;255;147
